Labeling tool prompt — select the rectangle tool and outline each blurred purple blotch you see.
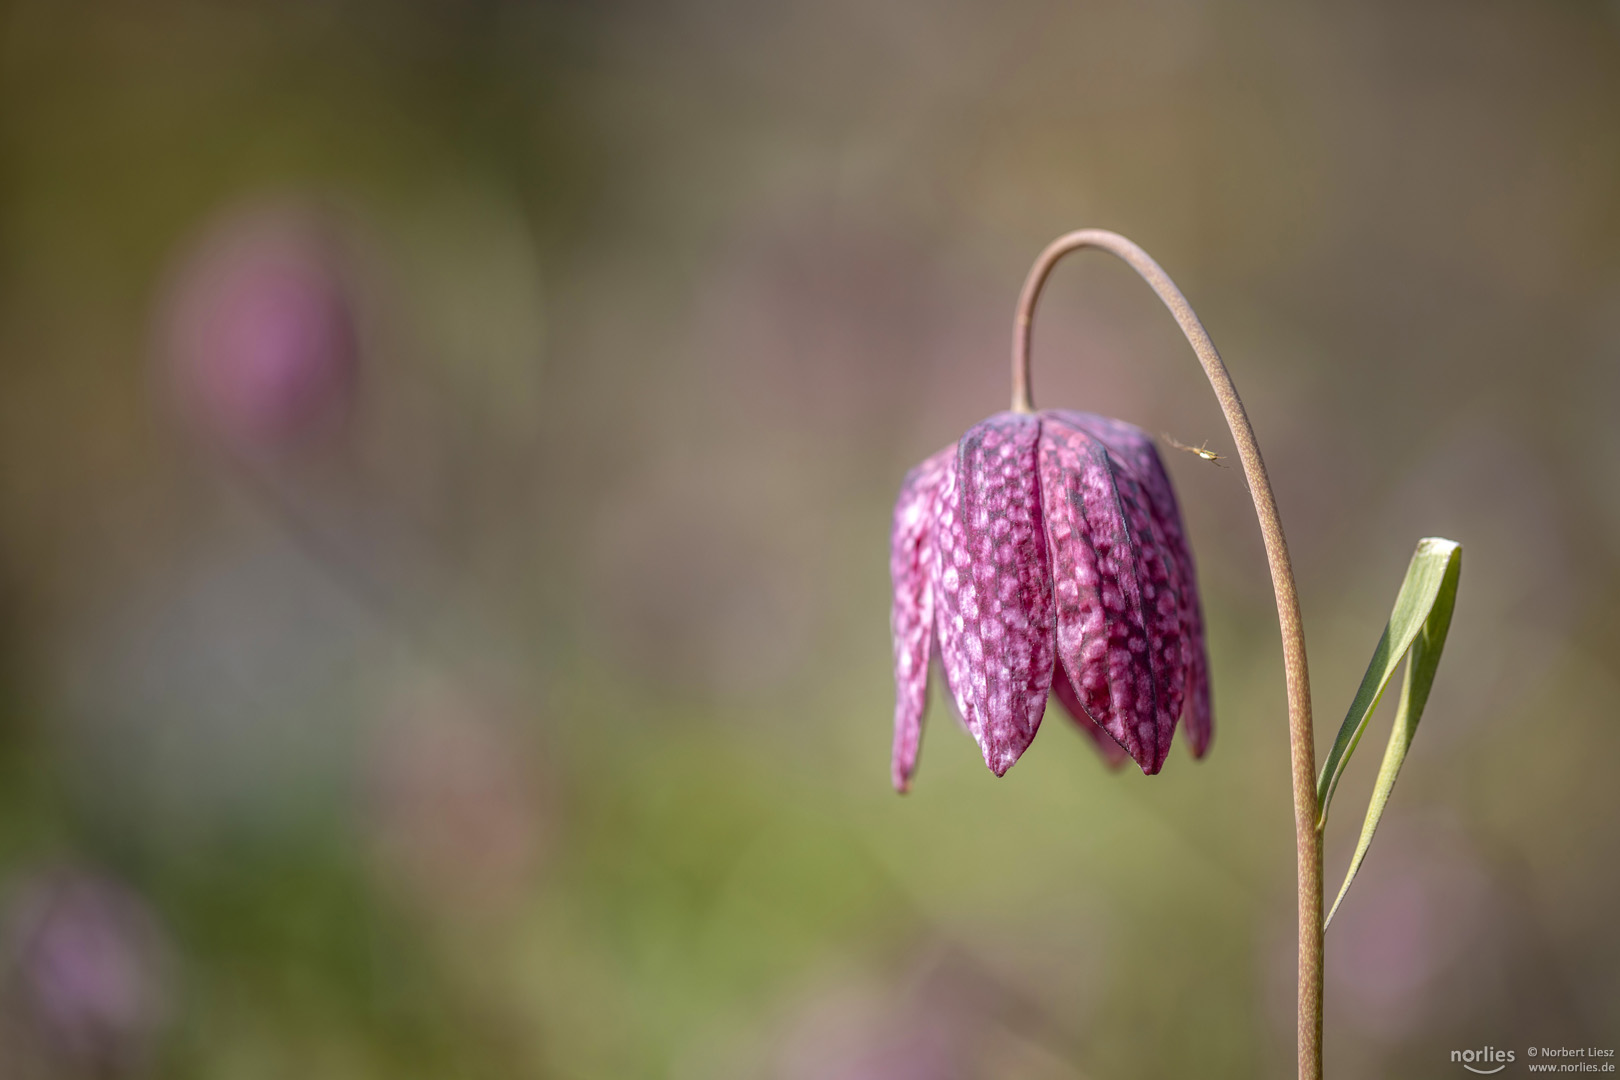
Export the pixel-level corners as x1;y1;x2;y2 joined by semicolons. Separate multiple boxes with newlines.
2;868;171;1072
1325;820;1494;1042
161;202;358;453
891;410;1211;788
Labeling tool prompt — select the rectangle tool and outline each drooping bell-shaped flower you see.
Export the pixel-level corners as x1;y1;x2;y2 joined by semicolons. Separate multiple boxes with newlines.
890;409;1210;789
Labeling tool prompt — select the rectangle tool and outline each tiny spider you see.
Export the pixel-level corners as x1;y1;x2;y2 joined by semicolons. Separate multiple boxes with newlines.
1163;434;1226;466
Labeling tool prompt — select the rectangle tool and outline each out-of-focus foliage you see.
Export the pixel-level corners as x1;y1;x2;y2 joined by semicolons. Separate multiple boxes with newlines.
1;1;1617;1077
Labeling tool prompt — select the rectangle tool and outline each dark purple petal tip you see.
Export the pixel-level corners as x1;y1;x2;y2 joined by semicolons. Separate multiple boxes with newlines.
1051;657;1130;769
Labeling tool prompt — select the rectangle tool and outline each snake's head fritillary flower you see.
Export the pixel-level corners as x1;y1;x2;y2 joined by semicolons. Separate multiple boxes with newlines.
890;410;1210;789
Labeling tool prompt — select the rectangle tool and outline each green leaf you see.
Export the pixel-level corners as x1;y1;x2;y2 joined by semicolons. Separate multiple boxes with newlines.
1316;538;1461;827
1322;537;1462;927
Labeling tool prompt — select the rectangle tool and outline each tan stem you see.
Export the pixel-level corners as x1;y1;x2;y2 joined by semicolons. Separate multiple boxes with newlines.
1013;229;1322;1080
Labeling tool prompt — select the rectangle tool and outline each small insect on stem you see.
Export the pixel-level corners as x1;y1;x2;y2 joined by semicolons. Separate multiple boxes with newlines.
1163;433;1227;467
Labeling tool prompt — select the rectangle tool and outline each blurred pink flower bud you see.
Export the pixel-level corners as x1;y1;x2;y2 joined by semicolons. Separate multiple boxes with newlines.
2;868;171;1072
161;203;357;453
891;410;1210;788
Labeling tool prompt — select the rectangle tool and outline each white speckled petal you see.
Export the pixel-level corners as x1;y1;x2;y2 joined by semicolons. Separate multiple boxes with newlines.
1037;414;1165;773
1059;412;1212;758
890;445;953;791
932;412;1054;777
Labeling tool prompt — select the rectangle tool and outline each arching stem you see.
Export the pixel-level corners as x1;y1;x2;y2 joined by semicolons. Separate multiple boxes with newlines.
1013;229;1322;1080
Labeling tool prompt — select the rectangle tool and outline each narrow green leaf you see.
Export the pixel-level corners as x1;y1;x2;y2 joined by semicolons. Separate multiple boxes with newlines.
1315;538;1460;829
1324;538;1461;927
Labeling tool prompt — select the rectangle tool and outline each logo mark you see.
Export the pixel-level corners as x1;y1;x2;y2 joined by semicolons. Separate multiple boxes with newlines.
1452;1046;1515;1074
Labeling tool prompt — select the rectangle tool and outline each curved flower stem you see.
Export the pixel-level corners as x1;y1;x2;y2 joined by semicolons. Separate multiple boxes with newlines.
1013;229;1322;1080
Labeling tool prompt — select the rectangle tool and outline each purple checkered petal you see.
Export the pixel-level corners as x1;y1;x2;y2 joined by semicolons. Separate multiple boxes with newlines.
1036;415;1167;773
889;445;953;791
1045;412;1186;766
932;412;1055;777
1050;657;1130;769
1060;412;1213;757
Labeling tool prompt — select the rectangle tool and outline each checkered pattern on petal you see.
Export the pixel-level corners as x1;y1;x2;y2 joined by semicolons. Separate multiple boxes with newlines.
889;445;953;791
932;413;1054;777
1058;412;1212;757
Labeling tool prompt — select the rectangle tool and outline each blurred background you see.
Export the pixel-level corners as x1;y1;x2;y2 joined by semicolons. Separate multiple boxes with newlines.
1;1;1617;1077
